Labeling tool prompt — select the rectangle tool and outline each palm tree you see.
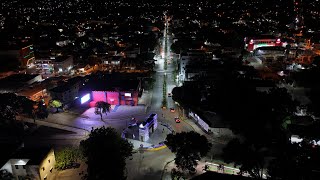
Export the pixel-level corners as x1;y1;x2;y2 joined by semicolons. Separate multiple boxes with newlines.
95;101;111;121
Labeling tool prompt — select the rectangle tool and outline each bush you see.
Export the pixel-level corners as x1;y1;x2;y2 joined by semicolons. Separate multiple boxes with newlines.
55;147;84;170
162;76;167;107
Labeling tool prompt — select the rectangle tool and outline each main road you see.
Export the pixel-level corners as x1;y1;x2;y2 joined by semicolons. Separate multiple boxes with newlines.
149;15;193;133
126;15;198;180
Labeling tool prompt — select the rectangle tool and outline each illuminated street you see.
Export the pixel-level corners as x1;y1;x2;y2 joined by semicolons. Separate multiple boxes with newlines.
126;15;200;180
2;1;318;179
150;15;194;133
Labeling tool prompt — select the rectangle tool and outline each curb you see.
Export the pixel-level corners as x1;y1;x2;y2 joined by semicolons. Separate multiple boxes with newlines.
43;120;90;133
20;116;90;134
144;145;167;151
123;122;172;151
180;117;196;131
160;159;175;180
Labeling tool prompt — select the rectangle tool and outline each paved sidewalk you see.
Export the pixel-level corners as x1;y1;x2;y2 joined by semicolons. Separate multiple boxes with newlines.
178;112;230;145
20;117;89;136
139;90;154;113
138;90;152;106
127;139;154;150
124;123;172;151
147;123;171;145
162;160;253;180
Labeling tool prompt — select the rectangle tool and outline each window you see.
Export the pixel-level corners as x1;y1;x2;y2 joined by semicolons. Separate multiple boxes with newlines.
15;165;19;169
48;159;50;163
50;167;53;173
23;165;26;169
42;167;45;171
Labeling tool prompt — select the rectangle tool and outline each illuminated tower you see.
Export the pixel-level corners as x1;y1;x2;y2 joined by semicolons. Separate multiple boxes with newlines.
293;0;304;30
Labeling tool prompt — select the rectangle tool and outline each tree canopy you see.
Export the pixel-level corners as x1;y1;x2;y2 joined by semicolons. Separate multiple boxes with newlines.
165;131;211;171
0;169;13;180
94;101;111;120
0;93;35;137
268;140;320;180
218;86;299;179
80;126;133;180
223;138;267;179
50;99;63;113
0;93;35;120
307;88;320;118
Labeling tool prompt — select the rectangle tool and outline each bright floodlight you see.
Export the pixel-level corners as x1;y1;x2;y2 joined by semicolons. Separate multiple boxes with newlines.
81;93;90;104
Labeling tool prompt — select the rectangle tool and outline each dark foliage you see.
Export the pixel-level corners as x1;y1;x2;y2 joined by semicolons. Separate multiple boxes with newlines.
268;140;320;180
80;126;133;180
165;131;211;171
0;93;35;137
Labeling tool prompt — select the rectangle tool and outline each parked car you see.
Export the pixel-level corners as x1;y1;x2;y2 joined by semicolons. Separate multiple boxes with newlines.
174;117;180;123
170;108;175;112
168;93;172;97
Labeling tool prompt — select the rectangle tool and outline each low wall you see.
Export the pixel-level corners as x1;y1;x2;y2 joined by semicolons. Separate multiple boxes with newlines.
211;128;234;137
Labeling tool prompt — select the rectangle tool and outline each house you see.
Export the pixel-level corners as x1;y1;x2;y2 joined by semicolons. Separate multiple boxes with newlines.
0;147;56;180
185;60;223;82
288;116;320;145
188;110;234;137
0;74;42;93
0;73;51;103
179;50;206;82
79;74;141;107
32;55;73;77
18;84;47;102
49;77;83;104
76;64;95;75
53;56;73;74
102;55;123;70
124;47;140;58
253;46;286;62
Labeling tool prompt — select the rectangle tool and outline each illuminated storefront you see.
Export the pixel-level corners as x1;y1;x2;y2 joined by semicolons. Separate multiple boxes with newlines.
80;90;138;107
244;36;282;52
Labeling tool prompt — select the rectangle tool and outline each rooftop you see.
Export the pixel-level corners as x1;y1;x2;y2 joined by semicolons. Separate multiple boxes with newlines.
82;74;140;92
50;55;73;62
0;143;20;168
49;76;82;93
11;147;52;165
0;74;42;92
18;83;45;97
0;74;40;83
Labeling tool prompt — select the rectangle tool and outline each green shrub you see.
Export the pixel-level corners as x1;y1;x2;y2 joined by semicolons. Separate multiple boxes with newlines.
55;147;84;170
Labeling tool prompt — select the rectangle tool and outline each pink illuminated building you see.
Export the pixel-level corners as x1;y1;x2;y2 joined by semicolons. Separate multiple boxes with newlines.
80;78;141;107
